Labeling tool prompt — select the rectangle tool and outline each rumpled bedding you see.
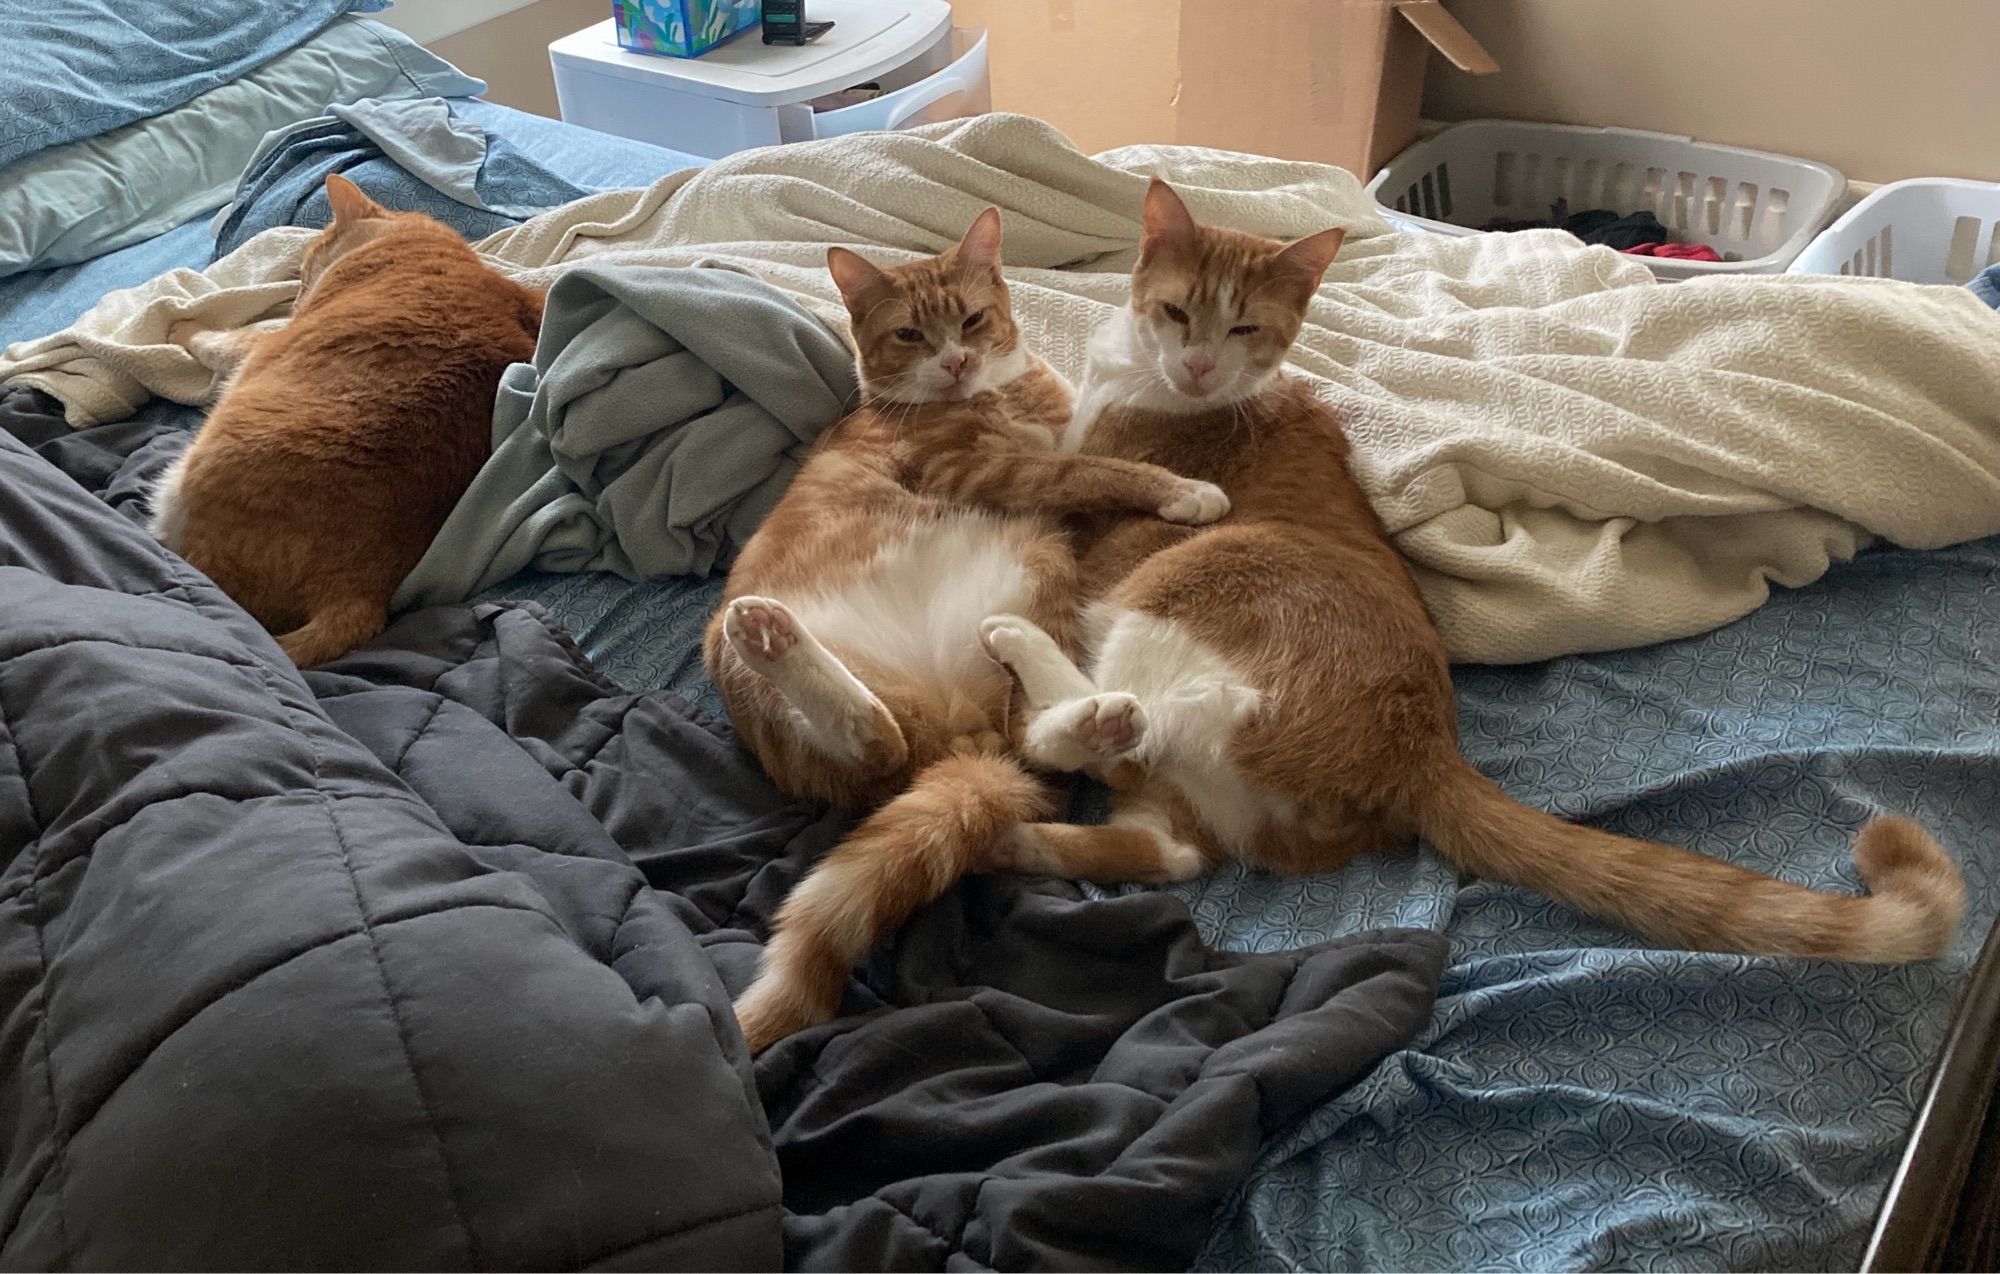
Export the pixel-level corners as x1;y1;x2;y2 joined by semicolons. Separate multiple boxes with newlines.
393;262;857;609
0;0;389;167
20;382;2000;1271
0;98;709;353
7;114;2000;664
0;18;481;278
0;384;1446;1269
211;95;592;256
6;106;2000;1274
1971;261;2000;309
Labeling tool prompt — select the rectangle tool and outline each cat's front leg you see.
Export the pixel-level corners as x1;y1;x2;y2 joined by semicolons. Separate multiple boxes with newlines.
980;613;1092;708
185;321;286;402
1155;478;1230;525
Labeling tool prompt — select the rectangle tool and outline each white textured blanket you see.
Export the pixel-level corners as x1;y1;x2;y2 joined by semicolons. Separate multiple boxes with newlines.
6;114;1999;662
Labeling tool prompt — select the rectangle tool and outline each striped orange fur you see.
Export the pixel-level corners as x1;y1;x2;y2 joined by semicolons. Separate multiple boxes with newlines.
150;175;542;667
982;180;1966;966
712;210;1226;1053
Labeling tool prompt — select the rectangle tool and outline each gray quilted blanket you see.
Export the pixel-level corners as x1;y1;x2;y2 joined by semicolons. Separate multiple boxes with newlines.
0;386;1445;1270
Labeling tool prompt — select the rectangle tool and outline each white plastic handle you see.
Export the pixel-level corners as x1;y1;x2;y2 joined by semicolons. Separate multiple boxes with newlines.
882;75;970;132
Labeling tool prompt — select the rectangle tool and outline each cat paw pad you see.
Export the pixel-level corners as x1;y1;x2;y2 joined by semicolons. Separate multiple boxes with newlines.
726;596;800;664
1067;692;1147;757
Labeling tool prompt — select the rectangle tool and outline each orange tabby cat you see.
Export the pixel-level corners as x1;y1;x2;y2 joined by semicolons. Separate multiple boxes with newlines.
978;180;1965;964
712;209;1229;1052
151;174;542;667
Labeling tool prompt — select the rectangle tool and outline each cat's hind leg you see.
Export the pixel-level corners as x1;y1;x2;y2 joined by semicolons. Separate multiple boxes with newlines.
990;781;1215;885
980;613;1147;772
725;595;906;772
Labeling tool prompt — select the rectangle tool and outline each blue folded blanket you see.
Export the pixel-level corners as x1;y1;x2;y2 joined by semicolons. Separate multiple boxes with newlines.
211;97;590;257
1970;262;2000;310
0;0;387;168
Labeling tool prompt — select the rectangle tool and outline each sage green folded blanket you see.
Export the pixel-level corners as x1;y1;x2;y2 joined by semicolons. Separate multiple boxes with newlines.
392;262;856;611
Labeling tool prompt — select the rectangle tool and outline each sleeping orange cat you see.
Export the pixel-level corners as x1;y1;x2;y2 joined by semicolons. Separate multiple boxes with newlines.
151;174;542;667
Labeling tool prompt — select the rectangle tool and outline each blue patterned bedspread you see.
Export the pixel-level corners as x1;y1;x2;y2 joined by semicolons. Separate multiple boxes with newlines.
485;570;726;712
511;538;2000;1272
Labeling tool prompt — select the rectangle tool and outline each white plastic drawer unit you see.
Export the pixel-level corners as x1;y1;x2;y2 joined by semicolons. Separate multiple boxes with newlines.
550;0;990;160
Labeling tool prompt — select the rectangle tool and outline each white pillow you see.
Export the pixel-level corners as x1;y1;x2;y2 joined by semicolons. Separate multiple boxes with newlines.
0;17;483;279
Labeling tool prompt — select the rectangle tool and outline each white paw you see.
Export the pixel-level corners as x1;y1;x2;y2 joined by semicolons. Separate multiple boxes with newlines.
725;595;800;666
1158;480;1230;525
1156;840;1209;881
979;613;1038;668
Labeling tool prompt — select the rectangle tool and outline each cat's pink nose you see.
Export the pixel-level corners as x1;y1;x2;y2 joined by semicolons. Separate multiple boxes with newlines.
1184;352;1216;384
940;353;968;380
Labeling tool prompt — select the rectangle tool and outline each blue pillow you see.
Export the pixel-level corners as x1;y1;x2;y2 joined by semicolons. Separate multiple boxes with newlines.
0;0;391;169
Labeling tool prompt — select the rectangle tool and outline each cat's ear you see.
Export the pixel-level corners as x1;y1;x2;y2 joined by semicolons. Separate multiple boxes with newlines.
325;174;385;225
1140;179;1198;260
954;207;1004;272
1274;226;1347;285
827;246;890;311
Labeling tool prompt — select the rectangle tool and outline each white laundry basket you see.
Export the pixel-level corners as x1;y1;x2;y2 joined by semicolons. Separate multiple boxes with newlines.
1787;178;2000;284
1366;120;1846;280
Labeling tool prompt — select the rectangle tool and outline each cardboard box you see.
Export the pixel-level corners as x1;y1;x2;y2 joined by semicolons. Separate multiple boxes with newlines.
946;0;1497;179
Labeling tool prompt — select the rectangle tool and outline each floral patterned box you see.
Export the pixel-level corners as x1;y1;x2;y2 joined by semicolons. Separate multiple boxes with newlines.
613;0;760;58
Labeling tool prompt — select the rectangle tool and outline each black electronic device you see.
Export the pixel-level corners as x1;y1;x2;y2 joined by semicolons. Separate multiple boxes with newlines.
762;0;834;45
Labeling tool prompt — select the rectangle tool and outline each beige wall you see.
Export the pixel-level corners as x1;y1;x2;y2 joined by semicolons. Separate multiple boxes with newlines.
373;0;543;44
429;0;605;118
947;0;1180;156
1423;0;2000;185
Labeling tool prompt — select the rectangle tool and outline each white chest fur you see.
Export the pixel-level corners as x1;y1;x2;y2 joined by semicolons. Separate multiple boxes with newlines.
791;512;1036;690
1086;604;1283;851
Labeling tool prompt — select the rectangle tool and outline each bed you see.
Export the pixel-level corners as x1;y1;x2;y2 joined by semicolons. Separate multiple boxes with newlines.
3;9;1998;1271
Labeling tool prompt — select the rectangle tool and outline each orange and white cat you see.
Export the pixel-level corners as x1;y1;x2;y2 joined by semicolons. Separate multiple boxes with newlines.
711;209;1229;1052
978;180;1966;964
151;174;542;667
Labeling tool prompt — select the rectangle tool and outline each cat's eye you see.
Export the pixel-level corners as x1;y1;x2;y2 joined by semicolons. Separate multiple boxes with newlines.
894;327;925;344
961;310;985;331
1162;303;1190;324
1229;324;1260;337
